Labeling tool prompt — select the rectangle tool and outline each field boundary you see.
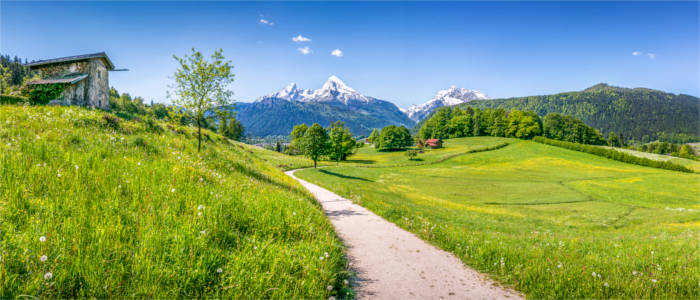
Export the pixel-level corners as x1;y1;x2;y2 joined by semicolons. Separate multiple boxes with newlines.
354;142;510;169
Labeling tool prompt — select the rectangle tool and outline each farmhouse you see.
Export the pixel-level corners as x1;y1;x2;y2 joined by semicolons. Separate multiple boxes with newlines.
425;138;443;149
26;52;116;109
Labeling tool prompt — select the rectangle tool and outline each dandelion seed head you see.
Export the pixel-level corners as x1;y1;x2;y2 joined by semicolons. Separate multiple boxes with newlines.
171;188;176;193
40;255;47;262
327;285;333;291
604;282;609;287
198;205;205;210
44;272;52;280
216;268;223;273
39;236;46;242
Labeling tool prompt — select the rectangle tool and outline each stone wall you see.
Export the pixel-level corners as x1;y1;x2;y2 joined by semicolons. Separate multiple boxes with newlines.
35;58;110;109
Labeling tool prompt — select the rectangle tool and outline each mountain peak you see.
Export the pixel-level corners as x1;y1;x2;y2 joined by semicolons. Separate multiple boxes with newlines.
320;75;356;93
405;86;489;121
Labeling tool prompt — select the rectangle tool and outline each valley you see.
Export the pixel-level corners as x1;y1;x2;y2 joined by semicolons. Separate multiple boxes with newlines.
295;137;700;299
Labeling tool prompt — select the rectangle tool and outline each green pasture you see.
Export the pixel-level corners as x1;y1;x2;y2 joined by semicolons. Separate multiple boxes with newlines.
296;137;700;299
601;146;700;173
0;105;351;298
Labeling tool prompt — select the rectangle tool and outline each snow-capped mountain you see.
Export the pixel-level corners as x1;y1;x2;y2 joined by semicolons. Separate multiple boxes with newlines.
261;82;313;101
238;75;414;136
258;75;373;104
405;86;489;121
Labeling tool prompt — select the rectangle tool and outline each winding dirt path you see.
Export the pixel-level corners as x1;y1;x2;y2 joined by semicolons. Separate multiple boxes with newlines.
285;169;523;300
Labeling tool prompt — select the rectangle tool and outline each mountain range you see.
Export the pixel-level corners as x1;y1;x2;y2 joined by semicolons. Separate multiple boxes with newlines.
234;76;415;136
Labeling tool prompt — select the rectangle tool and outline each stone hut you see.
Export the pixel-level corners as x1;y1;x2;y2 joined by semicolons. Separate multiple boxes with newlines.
26;52;115;109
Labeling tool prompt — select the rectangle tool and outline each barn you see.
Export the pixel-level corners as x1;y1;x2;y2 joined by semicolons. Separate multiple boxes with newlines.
26;52;116;109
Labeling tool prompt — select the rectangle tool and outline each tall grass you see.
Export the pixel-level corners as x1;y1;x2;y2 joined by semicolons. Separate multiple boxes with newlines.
0;105;352;298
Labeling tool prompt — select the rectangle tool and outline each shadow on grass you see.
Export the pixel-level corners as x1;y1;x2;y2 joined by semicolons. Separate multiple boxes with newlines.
320;169;374;182
344;159;376;164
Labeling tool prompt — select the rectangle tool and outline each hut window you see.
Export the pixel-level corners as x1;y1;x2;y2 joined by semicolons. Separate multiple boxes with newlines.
98;71;101;79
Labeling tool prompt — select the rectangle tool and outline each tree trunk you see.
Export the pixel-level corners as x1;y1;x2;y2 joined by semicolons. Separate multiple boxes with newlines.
197;116;202;152
314;159;317;168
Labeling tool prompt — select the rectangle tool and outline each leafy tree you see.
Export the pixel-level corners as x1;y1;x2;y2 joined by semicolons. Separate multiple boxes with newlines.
301;123;330;168
368;128;380;144
222;117;244;141
0;64;11;94
679;144;696;159
376;125;413;151
289;123;308;154
448;115;472;138
607;131;622;147
328;121;356;165
168;48;235;152
505;110;542;139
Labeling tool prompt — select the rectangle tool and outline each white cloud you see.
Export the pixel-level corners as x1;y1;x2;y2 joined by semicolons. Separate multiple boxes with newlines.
292;35;311;42
259;18;274;26
647;53;655;60
298;46;312;55
330;49;343;57
632;51;642;56
632;51;656;60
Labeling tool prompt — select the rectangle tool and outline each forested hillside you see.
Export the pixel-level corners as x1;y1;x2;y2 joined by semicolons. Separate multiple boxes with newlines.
442;84;699;141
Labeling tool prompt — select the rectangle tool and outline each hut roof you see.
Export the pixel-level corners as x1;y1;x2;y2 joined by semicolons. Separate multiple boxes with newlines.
26;52;115;70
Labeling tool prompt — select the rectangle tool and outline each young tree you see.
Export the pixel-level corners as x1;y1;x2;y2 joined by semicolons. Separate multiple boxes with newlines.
328;121;356;165
607;131;622;147
368;128;380;144
301;123;330;168
168;48;235;152
0;64;11;95
406;149;418;160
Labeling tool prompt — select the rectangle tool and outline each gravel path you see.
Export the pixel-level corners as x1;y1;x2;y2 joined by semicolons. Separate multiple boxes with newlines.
286;169;523;300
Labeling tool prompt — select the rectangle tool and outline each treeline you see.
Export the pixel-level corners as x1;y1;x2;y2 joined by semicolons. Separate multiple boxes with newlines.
0;54;32;94
628;141;697;161
419;106;607;146
533;137;692;173
289;122;360;167
454;83;699;142
367;125;414;151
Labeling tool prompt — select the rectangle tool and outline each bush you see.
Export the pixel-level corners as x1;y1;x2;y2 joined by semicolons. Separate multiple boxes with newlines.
0;95;27;104
533;137;692;173
406;149;418;160
27;83;65;105
102;114;122;130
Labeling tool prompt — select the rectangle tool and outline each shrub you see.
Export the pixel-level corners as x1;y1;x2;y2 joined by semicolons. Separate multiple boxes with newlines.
143;117;164;134
27;83;65;105
406;149;418;160
533;137;692;173
102;114;122;130
0;95;27;104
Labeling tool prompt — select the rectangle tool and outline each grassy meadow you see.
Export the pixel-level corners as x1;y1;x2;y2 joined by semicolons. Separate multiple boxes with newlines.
296;137;700;299
602;146;700;173
0;105;351;298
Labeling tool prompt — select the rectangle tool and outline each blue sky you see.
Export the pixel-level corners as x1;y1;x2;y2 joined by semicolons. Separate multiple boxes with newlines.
2;1;698;107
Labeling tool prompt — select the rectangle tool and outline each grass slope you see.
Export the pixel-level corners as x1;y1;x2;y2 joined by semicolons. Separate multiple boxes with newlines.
0;105;351;298
296;137;699;299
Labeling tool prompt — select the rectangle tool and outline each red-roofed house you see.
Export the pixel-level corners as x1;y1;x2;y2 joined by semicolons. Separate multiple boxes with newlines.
425;138;443;149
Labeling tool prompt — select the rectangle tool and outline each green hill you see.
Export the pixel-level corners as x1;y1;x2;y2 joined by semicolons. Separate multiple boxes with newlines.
0;105;350;298
417;84;699;141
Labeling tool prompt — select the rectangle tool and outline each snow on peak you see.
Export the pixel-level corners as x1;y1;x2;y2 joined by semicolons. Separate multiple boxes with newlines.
258;82;312;101
309;75;370;103
404;86;489;121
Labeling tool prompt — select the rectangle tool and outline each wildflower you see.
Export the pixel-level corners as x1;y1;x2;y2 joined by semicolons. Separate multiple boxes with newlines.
137;162;141;166
44;272;52;280
200;230;206;235
557;263;562;269
199;177;203;181
197;212;202;217
40;255;47;262
57;173;61;178
171;188;176;193
254;246;257;250
75;165;79;170
324;252;329;258
198;205;205;210
293;212;296;216
592;272;597;277
343;279;348;285
652;279;657;283
327;285;333;291
39;236;46;242
657;266;662;271
320;256;324;260
604;282;609;287
329;297;336;300
632;271;638;276
216;268;223;273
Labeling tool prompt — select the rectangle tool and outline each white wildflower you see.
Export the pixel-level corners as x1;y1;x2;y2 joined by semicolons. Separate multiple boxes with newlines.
199;177;203;181
592;272;597;277
198;205;205;210
39;236;46;242
319;256;324;260
217;268;223;273
197;212;202;217
40;255;47;262
604;282;609;287
557;262;562;269
324;252;329;258
343;279;348;285
75;165;79;170
328;297;336;300
633;271;638;276
44;272;52;280
171;188;176;193
57;173;61;178
652;279;657;283
327;285;333;291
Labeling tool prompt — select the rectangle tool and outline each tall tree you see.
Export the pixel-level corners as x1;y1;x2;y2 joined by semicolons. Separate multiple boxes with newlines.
301;123;330;168
368;128;380;144
328;121;356;165
168;48;235;152
289;123;308;154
